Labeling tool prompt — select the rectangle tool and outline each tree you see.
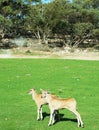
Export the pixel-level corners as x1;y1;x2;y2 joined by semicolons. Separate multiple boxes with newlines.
0;0;99;49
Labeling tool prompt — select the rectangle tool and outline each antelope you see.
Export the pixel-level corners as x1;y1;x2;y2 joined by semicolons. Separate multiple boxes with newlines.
41;90;84;127
28;88;60;121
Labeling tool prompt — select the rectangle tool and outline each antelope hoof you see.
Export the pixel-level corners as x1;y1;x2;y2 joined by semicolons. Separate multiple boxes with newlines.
37;118;40;121
41;117;43;120
81;124;84;128
52;121;55;125
78;124;84;128
48;123;52;126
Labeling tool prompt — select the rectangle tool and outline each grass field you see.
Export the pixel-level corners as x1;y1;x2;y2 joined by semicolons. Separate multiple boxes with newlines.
0;59;99;130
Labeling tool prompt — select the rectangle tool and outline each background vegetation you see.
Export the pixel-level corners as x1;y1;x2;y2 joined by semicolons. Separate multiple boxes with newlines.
0;59;99;130
0;0;99;49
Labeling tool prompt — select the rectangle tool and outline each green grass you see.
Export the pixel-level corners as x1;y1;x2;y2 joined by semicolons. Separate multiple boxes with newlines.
0;59;99;130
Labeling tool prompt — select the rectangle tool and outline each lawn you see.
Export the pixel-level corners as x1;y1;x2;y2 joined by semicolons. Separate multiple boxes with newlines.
0;59;99;130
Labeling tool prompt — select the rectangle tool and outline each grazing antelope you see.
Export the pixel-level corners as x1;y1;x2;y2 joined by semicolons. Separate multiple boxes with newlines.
41;90;84;127
29;88;60;121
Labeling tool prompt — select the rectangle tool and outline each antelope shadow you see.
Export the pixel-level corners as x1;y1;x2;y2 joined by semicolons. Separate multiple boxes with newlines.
43;112;77;124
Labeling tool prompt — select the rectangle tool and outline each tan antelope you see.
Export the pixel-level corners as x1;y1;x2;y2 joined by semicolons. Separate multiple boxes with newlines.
41;90;84;127
29;88;60;121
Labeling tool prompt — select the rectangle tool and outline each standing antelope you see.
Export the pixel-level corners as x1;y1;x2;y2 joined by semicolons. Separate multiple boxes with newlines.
41;90;84;127
29;88;60;121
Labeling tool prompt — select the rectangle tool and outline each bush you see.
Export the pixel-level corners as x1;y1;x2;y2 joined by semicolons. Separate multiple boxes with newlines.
92;29;99;40
74;22;93;36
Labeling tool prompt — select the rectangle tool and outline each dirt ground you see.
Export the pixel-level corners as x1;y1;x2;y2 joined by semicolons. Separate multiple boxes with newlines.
0;49;99;60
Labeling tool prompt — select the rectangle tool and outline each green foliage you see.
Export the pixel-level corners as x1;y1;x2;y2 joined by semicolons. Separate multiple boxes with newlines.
73;0;99;9
0;0;99;47
0;14;4;23
0;59;99;130
0;14;12;29
74;22;93;36
92;29;99;40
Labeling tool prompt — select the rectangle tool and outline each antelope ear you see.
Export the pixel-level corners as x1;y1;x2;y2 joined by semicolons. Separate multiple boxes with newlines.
47;90;50;94
40;88;44;92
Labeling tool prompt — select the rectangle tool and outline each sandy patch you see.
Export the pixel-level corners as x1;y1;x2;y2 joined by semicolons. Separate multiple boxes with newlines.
0;52;99;60
0;49;99;60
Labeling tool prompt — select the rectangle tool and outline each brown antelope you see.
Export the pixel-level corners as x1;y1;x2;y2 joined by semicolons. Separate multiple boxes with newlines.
41;90;84;127
29;88;60;121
